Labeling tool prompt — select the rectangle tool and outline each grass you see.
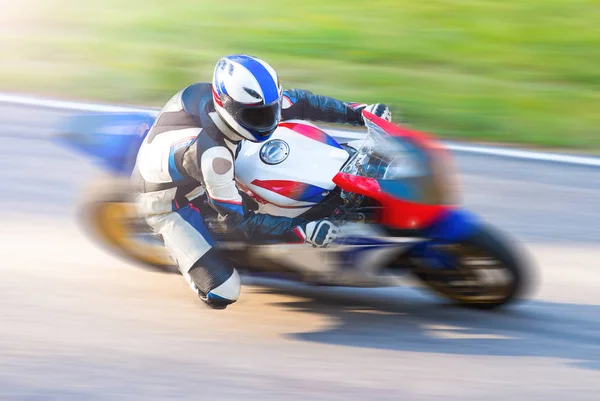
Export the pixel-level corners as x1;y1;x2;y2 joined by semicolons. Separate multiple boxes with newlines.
2;0;599;149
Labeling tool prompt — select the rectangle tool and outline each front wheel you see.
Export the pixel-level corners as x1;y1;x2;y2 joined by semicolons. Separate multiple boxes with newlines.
408;225;530;309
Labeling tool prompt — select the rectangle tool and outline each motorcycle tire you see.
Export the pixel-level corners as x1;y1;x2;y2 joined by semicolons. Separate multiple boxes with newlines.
77;175;176;273
409;224;532;310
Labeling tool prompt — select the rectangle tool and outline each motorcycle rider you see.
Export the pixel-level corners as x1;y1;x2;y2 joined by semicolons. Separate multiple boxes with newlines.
131;54;392;309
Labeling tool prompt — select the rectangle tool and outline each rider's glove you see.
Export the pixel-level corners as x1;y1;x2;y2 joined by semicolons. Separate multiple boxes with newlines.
362;103;392;122
295;219;339;248
349;103;392;123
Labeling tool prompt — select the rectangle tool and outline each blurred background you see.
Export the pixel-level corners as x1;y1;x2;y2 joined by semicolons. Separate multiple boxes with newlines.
1;1;600;400
2;0;599;148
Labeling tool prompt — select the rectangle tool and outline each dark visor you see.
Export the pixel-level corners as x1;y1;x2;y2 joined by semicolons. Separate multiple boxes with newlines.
222;95;281;135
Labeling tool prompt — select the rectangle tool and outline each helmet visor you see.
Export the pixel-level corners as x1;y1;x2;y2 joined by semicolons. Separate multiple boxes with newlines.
236;101;281;134
221;94;281;137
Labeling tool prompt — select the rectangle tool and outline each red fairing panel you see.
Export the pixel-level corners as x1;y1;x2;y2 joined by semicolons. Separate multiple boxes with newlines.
332;173;450;230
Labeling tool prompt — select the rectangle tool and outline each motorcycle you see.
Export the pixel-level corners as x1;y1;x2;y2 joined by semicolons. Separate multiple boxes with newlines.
54;110;530;309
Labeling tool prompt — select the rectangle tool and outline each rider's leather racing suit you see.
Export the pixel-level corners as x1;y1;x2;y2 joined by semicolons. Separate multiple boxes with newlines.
131;83;366;305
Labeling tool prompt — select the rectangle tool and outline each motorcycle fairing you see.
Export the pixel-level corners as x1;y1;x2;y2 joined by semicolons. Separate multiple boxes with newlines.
236;120;350;216
52;112;155;175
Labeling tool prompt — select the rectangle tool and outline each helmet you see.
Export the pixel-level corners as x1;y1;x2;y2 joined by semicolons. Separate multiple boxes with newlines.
212;55;283;142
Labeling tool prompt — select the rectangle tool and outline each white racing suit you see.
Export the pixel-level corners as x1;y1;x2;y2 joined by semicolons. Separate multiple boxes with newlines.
131;83;371;308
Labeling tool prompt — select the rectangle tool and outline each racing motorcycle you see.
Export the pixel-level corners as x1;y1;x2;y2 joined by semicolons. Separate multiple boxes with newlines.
54;110;530;309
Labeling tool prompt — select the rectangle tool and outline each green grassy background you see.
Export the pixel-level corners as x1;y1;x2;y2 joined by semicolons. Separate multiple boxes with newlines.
2;0;599;148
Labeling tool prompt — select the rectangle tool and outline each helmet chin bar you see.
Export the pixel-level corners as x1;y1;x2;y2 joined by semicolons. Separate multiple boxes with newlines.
208;110;245;144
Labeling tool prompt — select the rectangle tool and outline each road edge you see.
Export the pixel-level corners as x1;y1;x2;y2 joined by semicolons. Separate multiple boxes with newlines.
2;92;600;167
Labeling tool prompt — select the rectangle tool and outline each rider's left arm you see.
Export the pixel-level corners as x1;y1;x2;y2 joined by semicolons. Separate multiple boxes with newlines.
281;89;365;126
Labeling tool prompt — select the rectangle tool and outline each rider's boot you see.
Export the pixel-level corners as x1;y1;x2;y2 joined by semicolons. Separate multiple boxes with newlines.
184;248;241;310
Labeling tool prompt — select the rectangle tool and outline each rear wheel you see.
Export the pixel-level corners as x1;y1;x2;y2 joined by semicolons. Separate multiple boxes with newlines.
78;176;175;272
409;225;529;309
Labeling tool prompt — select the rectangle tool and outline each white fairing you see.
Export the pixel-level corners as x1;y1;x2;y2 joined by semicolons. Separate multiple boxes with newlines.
235;120;350;217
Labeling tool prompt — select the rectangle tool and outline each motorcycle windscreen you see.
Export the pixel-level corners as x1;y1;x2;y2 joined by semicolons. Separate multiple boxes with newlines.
377;175;446;205
342;114;457;206
376;142;455;205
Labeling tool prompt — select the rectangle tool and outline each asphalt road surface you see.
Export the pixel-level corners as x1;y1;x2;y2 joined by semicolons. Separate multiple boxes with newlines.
1;103;600;400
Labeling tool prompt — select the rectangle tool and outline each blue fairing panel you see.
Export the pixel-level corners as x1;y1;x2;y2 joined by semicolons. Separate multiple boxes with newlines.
52;112;156;175
425;208;479;242
406;209;481;269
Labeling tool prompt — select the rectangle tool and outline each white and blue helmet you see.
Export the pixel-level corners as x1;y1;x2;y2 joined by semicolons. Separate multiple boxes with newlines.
212;55;283;142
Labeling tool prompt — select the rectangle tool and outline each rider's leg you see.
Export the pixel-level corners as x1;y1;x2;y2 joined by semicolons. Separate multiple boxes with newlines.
146;203;240;309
